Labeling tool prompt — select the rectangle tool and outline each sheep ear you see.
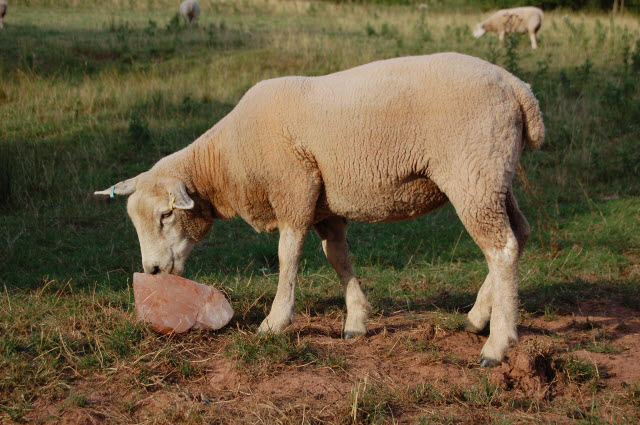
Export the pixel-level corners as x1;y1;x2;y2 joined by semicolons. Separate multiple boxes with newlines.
169;181;194;210
94;177;137;198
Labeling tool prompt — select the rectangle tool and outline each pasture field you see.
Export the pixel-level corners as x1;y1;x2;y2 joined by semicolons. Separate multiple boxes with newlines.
1;0;639;423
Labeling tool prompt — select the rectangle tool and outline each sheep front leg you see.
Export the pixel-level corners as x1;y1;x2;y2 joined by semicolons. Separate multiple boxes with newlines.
257;226;307;334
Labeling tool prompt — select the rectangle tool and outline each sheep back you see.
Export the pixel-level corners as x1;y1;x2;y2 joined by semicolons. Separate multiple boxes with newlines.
206;53;544;224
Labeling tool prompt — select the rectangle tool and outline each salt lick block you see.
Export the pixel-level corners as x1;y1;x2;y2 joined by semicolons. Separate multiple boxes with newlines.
133;272;233;334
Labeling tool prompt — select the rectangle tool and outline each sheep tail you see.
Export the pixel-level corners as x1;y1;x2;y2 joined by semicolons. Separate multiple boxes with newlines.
513;79;545;149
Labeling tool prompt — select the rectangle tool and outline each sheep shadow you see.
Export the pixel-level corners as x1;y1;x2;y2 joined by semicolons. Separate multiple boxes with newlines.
303;277;638;327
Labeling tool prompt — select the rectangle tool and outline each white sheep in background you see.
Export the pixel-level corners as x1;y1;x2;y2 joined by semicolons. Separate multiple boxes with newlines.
0;1;8;30
473;7;544;49
179;0;201;25
95;53;544;366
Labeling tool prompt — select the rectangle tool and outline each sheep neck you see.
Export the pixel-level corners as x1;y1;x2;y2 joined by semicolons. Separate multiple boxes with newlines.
186;127;236;221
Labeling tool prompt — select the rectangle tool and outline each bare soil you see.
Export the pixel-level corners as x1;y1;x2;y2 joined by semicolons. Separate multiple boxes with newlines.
28;300;640;424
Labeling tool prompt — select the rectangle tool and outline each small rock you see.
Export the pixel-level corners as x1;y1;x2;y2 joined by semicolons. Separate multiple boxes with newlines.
133;272;233;334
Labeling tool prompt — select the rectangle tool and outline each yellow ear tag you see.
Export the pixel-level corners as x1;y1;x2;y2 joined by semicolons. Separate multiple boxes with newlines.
169;196;176;211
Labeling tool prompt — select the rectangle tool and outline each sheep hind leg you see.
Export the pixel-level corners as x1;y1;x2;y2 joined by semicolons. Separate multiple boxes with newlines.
506;189;530;256
464;272;493;334
464;189;528;335
449;192;520;366
314;217;370;339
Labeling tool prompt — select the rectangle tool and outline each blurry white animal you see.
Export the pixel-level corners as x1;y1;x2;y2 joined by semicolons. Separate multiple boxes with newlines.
0;1;8;30
473;7;544;49
179;0;201;25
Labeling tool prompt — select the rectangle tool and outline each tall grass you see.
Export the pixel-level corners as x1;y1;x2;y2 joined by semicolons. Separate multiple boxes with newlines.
1;2;639;285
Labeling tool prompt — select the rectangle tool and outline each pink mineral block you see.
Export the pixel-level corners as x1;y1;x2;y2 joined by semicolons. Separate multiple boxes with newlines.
133;272;233;334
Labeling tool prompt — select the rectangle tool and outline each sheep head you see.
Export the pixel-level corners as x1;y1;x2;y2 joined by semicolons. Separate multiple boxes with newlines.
95;174;213;276
473;23;486;39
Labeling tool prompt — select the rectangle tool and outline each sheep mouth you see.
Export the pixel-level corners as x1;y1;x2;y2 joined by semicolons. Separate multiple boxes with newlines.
167;255;185;277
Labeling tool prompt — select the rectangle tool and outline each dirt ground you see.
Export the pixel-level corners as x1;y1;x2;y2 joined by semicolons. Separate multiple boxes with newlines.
30;300;640;424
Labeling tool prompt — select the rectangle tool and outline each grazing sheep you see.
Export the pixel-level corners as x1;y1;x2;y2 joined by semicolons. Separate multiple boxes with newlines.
473;7;544;49
0;1;7;30
179;0;200;25
95;53;544;366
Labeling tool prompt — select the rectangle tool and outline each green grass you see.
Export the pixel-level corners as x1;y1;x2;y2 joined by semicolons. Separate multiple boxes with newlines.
1;1;640;423
562;356;599;385
349;378;395;424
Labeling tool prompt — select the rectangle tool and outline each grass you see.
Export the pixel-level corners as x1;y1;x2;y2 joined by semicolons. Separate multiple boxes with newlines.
1;0;639;423
224;332;320;374
349;377;394;424
562;356;599;385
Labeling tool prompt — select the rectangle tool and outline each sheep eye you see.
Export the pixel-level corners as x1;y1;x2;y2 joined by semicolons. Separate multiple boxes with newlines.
160;211;173;222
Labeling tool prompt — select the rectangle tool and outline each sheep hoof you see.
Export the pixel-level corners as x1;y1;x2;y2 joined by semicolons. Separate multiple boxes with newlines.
463;318;483;334
257;314;292;334
256;323;271;334
343;331;365;340
342;322;366;340
478;356;500;368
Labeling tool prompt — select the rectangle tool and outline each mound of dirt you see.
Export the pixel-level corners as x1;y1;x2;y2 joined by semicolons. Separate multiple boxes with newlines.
490;346;557;398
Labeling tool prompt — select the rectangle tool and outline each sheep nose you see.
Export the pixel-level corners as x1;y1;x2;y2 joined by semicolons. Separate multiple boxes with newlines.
150;266;160;275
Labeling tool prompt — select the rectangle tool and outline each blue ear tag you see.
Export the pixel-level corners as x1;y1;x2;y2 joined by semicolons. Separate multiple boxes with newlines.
110;185;115;199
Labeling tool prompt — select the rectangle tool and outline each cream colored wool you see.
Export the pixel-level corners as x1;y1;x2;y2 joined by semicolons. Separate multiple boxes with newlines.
179;0;200;25
96;53;544;365
473;7;544;49
0;1;7;30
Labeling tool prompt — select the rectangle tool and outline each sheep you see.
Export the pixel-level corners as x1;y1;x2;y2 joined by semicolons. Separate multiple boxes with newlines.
0;1;7;30
473;7;544;49
95;53;545;366
179;0;200;26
